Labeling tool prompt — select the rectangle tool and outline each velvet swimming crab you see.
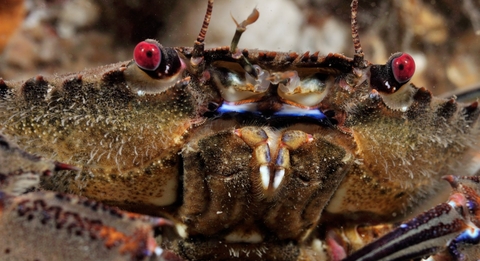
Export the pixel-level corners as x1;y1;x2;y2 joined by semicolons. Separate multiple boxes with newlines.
1;0;480;260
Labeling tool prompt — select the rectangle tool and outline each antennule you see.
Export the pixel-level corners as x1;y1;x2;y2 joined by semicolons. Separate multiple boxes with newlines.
230;8;259;53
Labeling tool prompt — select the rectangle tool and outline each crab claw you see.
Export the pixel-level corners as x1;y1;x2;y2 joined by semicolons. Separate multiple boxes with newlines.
342;175;480;261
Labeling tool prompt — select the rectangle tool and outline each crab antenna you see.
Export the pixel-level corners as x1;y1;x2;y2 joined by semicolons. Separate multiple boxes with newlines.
351;0;367;68
192;0;214;63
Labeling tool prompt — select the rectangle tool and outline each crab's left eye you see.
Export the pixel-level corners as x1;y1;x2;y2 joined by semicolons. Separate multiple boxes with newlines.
391;53;415;84
134;41;161;71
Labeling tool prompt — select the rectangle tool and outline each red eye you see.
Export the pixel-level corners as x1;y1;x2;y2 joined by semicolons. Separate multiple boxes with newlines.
391;53;415;84
133;41;161;71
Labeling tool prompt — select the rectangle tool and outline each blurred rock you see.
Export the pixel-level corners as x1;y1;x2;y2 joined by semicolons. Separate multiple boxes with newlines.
0;0;25;53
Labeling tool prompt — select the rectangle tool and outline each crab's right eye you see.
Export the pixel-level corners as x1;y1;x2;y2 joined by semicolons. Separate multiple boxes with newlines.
390;53;415;84
134;41;161;71
125;39;186;94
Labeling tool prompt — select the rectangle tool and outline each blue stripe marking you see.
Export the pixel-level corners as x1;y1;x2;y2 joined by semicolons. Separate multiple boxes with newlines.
217;102;327;121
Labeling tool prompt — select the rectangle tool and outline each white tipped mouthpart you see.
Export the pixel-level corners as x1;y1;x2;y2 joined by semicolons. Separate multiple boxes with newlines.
273;169;285;189
259;165;270;190
175;223;188;238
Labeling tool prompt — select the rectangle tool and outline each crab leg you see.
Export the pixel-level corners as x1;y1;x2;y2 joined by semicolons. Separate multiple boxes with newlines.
0;133;182;261
342;176;480;261
0;190;177;261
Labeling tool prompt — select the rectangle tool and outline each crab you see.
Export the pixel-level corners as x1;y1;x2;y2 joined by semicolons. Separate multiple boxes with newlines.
1;0;480;260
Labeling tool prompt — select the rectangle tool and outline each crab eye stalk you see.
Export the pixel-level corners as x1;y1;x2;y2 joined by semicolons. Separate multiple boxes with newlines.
134;41;162;71
131;39;184;80
125;39;186;94
369;52;416;94
391;53;415;84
